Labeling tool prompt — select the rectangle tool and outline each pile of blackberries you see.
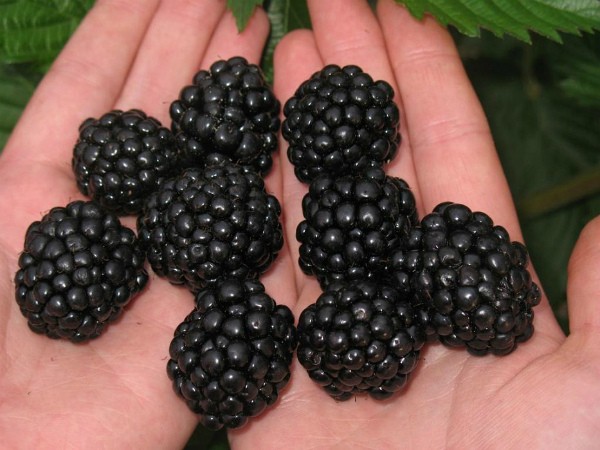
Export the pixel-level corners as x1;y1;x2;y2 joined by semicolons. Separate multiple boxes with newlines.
13;58;540;431
14;57;295;431
283;64;541;400
138;57;296;431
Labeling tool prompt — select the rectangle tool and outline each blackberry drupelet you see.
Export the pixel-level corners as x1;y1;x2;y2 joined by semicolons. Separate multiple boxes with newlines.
170;56;280;176
296;167;417;289
391;202;541;356
72;109;178;215
137;162;283;293
297;281;425;401
14;200;148;342
282;64;400;183
166;278;296;430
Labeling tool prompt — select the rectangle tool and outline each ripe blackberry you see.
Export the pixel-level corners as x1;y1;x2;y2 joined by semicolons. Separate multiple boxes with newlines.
390;202;541;356
166;278;296;430
137;162;283;293
14;200;148;342
297;281;425;401
72;109;178;215
296;168;417;289
169;56;280;176
282;64;400;183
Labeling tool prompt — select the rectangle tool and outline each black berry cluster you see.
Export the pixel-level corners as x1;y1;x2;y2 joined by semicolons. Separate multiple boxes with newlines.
167;279;296;430
14;200;148;342
297;281;424;400
283;64;400;183
137;163;283;293
297;167;417;289
282;64;541;401
390;202;541;355
72;109;178;215
170;56;280;176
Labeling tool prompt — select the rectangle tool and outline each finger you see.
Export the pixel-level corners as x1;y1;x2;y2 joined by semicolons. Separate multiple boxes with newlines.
273;29;323;294
307;0;393;84
307;0;421;208
200;8;270;68
566;216;600;337
1;0;160;168
115;0;227;123
377;0;515;227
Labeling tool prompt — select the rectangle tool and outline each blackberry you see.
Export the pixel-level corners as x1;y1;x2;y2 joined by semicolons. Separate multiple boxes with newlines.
297;281;425;401
169;56;280;176
14;200;148;342
282;64;400;183
137;163;283;292
72;109;178;215
166;278;296;430
391;202;541;356
296;168;417;289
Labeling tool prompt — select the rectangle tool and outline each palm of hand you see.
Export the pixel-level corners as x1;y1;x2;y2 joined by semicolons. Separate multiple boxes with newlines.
1;1;600;449
238;0;600;447
233;332;600;449
0;166;201;448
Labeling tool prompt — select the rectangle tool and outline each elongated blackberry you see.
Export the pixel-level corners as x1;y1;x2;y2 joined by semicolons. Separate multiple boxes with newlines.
137;162;283;293
167;278;296;430
297;281;425;401
170;56;280;176
14;200;148;342
72;109;178;215
391;202;541;356
282;64;400;183
297;168;417;289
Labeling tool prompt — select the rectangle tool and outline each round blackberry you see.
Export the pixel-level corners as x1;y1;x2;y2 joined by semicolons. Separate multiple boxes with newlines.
297;281;425;401
391;202;541;356
137;162;283;292
72;109;178;215
282;64;400;183
14;200;148;342
296;168;417;289
169;56;280;176
166;278;296;430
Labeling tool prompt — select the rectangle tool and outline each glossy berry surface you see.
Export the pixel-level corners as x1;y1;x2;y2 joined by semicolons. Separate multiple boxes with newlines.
296;281;425;401
297;168;417;289
282;64;400;183
167;278;296;430
170;56;280;176
391;202;541;355
14;200;148;342
72;109;177;215
137;163;283;292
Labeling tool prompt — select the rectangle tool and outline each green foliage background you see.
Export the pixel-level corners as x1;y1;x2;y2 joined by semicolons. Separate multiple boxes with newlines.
0;0;599;448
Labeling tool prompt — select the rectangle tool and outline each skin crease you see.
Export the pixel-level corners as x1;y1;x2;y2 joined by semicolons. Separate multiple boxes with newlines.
0;0;599;448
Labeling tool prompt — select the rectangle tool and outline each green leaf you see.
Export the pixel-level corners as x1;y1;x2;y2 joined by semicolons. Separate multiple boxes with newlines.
398;0;600;42
0;0;94;66
0;64;37;151
227;0;264;31
557;34;600;106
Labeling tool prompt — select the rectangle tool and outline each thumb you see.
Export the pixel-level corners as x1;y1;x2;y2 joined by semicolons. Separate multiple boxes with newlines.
566;216;600;335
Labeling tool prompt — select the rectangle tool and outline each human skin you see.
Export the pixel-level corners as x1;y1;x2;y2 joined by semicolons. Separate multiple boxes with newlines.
1;0;599;449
